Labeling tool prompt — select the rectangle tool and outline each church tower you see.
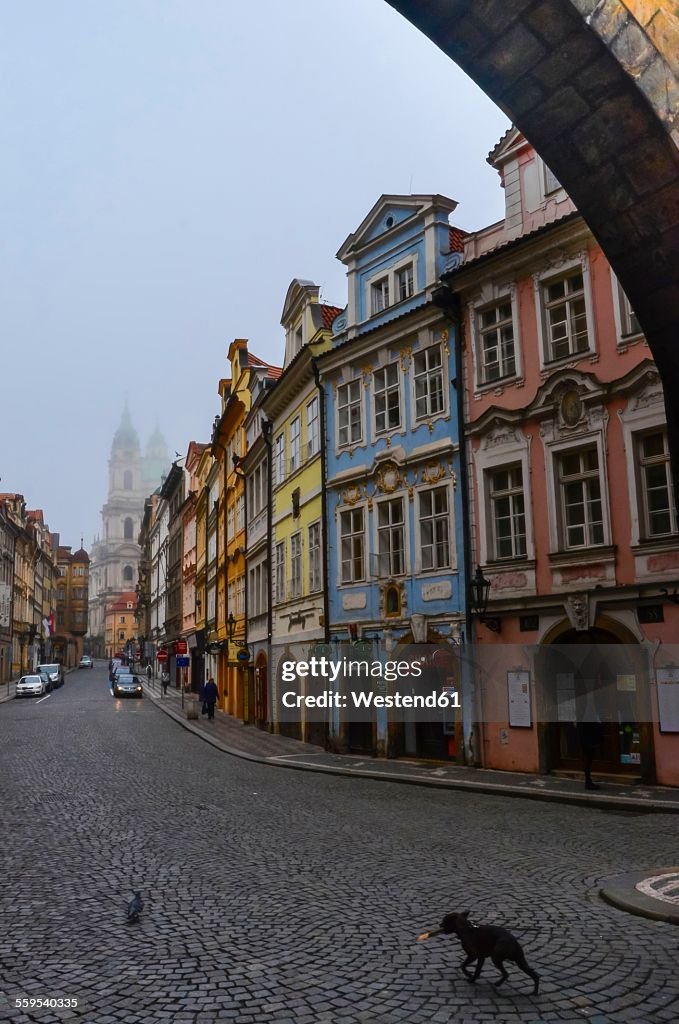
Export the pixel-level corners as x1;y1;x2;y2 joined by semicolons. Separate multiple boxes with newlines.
87;405;168;654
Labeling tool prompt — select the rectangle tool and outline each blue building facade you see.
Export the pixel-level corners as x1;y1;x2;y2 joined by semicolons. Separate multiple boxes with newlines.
319;195;468;758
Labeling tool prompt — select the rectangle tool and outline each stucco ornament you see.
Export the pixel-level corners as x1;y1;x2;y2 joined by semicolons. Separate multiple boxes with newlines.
560;389;584;427
567;593;590;631
421;461;446;485
343;485;362;506
376;463;401;494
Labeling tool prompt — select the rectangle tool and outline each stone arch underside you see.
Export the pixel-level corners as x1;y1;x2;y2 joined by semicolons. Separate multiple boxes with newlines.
386;0;679;483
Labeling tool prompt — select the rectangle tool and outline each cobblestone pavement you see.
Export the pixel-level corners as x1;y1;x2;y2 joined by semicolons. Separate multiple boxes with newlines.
0;665;677;1024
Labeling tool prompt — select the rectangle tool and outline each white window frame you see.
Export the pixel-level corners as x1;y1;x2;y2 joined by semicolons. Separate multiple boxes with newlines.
544;433;611;553
236;575;245;616
473;294;519;388
610;270;643;346
540;158;563;197
474;429;534;567
534;253;596;371
306;397;320;458
336;378;363;449
308;520;322;592
290;532;302;598
235;495;245;533
487;464;527;562
273;433;285;484
362;252;420;323
415;482;455;574
374;495;407;578
338;504;367;585
289;416;301;474
274;541;286;603
411;342;447;425
620;394;675;546
373;360;403;437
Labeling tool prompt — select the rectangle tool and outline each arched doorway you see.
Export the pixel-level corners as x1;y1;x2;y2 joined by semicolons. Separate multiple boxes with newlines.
537;622;655;781
254;652;268;729
391;630;462;761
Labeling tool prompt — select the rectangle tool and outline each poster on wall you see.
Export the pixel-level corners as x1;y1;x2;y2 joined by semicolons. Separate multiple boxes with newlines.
507;670;532;728
656;667;679;733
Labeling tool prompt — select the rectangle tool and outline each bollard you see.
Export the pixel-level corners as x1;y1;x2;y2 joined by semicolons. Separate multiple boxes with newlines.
186;694;199;721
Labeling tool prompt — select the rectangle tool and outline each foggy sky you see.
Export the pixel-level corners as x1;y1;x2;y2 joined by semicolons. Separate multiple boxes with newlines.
0;0;509;549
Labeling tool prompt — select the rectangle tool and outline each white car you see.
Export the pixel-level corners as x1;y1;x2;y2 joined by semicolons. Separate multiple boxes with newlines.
16;674;48;697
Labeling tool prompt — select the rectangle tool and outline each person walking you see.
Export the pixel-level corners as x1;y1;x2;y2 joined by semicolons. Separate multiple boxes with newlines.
203;676;218;721
146;664;152;684
161;670;170;697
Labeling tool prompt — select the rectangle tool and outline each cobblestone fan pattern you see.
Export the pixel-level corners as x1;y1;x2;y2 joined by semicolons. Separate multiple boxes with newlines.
0;668;677;1024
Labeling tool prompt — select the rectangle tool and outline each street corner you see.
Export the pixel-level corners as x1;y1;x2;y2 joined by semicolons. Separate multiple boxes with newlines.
600;866;679;925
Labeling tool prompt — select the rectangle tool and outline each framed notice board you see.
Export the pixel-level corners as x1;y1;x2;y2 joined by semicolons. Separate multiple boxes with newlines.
507;670;532;728
657;667;679;733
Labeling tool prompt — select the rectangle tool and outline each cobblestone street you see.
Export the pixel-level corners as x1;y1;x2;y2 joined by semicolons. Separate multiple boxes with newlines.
1;666;677;1024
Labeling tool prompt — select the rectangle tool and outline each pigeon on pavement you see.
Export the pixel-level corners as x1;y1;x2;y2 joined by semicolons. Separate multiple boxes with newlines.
126;891;144;923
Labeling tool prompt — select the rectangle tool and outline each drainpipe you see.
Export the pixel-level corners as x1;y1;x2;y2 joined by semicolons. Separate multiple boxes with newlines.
262;418;273;728
312;358;330;645
432;285;478;766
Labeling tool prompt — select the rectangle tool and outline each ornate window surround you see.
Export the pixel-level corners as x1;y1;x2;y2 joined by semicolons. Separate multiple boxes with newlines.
467;279;522;394
473;424;534;567
362;251;420;324
533;250;596;372
408;333;449;432
335;499;368;588
413;478;457;575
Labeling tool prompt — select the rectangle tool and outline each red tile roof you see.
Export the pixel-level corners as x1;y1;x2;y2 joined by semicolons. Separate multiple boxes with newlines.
321;304;343;328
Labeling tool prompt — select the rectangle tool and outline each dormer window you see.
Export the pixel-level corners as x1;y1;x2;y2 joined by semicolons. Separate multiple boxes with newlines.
371;277;389;315
294;324;303;355
543;164;561;195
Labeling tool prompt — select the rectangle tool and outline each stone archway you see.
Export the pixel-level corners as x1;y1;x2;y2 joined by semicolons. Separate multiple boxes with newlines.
386;0;679;485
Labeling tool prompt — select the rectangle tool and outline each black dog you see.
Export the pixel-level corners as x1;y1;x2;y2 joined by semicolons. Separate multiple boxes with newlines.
418;910;539;995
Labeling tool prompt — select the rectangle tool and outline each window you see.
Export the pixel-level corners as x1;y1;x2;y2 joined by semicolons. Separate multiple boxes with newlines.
118;630;125;641
377;498;405;576
248;458;268;520
57;588;65;602
543;164;561;194
374;363;401;434
637;431;677;539
228;580;235;613
478;301;516;383
274;434;285;484
123;470;133;490
371;276;389;315
396;264;414;302
557;448;604;549
236;495;245;533
227;503;234;540
337;380;362;447
308;522;321;592
274;542;286;603
123;565;134;582
124;517;134;540
419;487;451;570
489;467;526;560
207;586;216;620
306;398;319;457
340;508;365;583
290;533;302;598
414;346;444;420
208;530;217;562
236;576;245;615
120;616;126;624
294;324;303;356
543;272;589;362
289;417;301;473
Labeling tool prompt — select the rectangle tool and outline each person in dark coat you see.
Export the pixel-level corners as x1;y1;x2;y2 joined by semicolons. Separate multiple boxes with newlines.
203;676;218;720
577;719;604;791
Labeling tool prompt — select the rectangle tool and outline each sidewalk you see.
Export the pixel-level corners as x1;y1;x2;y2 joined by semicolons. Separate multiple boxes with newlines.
145;675;679;814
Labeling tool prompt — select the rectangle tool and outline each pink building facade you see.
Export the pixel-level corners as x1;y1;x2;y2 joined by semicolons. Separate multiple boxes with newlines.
443;129;679;787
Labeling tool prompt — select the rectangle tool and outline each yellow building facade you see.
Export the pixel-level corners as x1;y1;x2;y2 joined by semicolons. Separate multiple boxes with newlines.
263;280;341;741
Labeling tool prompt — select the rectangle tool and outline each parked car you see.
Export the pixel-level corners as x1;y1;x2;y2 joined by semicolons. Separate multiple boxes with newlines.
112;673;143;698
79;655;93;669
37;663;63;688
16;674;48;697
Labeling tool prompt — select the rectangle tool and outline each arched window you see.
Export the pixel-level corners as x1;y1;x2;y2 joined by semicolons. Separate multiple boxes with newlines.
385;584;401;618
124;517;134;540
123;470;133;490
123;565;134;582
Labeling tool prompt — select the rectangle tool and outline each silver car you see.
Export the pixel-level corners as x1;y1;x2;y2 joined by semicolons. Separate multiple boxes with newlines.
16;674;48;697
112;674;143;698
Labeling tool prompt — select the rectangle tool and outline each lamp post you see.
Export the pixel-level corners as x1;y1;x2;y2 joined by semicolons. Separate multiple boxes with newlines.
469;566;501;634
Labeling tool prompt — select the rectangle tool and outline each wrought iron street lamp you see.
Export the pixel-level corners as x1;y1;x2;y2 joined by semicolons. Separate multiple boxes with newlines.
469;566;501;633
